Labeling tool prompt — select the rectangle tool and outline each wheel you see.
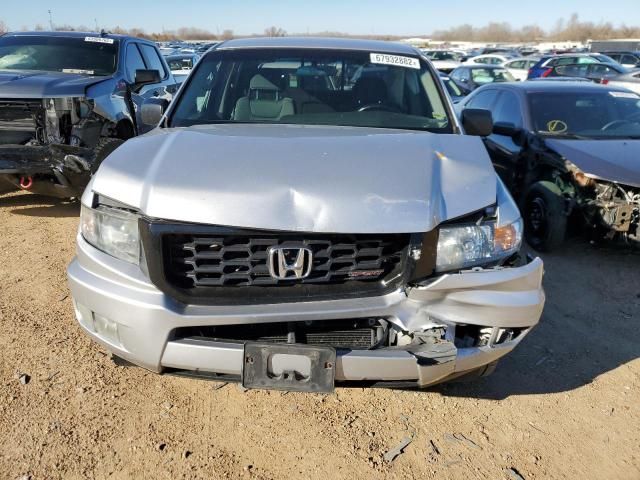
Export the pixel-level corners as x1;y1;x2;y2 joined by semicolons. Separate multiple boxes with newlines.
523;181;567;252
91;137;125;173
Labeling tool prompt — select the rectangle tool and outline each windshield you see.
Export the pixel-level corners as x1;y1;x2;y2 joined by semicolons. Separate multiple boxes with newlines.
168;57;195;70
529;90;640;139
593;54;616;64
429;51;461;61
169;48;452;133
0;35;118;76
471;68;515;84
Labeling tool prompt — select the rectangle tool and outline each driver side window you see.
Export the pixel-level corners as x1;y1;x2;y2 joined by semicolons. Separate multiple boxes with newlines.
125;44;146;83
493;91;523;128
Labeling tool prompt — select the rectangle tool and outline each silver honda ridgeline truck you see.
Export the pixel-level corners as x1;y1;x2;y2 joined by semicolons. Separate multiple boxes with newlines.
68;38;545;393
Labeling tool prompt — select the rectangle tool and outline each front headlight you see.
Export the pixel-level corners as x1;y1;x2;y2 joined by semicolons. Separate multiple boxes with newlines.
435;218;523;272
80;204;140;264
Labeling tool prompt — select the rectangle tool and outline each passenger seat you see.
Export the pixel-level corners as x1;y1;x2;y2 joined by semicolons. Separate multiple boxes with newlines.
233;74;295;121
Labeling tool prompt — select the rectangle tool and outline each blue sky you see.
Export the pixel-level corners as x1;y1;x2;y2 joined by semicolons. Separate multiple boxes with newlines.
4;0;640;35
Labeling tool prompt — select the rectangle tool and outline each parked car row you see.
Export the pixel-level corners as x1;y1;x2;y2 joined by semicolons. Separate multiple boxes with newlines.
424;50;640;114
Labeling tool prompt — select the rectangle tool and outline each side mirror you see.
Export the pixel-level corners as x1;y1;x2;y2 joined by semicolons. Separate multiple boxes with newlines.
141;98;169;126
134;69;161;91
461;108;493;136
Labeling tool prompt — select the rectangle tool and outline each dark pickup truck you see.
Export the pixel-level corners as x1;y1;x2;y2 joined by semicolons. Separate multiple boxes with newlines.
0;31;176;197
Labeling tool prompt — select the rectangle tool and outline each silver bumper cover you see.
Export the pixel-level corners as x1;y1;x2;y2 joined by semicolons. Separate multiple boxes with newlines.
67;235;545;386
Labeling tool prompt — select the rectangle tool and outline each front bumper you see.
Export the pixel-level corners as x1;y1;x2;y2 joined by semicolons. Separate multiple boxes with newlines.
67;235;545;387
0;144;93;197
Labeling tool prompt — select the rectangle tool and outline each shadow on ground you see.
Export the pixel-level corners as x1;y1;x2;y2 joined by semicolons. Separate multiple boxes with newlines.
1;192;80;218
439;240;640;400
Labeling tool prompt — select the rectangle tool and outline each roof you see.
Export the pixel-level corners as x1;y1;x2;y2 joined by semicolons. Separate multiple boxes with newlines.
599;50;640;54
480;80;633;94
165;54;198;60
553;52;600;57
215;37;419;55
456;64;508;69
4;30;153;43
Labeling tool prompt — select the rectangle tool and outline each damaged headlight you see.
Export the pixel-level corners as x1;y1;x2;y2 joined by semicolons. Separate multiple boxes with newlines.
80;204;140;264
435;219;523;272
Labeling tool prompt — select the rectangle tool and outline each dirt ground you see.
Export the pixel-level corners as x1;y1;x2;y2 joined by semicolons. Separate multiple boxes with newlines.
0;190;638;480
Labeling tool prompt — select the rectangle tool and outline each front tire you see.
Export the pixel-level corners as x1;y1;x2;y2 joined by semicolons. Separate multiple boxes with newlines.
523;181;567;252
91;137;125;173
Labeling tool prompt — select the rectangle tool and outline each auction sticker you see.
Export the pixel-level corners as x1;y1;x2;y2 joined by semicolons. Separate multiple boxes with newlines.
370;53;420;69
85;36;114;44
62;68;94;75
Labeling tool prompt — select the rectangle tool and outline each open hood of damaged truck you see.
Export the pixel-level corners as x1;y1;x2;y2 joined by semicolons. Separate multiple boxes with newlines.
92;124;497;233
0;70;106;98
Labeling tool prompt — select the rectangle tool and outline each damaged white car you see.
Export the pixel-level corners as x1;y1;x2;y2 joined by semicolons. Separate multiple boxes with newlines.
68;38;545;393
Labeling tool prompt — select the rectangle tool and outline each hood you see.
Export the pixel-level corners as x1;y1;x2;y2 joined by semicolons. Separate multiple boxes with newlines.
93;124;497;233
545;138;640;188
0;70;107;98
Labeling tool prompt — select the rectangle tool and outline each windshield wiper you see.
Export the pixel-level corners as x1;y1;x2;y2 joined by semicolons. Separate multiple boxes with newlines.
539;132;590;140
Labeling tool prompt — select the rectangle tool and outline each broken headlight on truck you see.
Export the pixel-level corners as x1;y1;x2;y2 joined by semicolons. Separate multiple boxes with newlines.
80;204;140;264
435;218;523;273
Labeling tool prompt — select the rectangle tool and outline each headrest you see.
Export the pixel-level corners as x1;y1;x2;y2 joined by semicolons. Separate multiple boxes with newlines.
250;74;279;90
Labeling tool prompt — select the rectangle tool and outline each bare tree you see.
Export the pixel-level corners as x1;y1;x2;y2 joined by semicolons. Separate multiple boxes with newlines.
0;20;8;34
221;29;234;40
264;26;286;37
431;13;640;42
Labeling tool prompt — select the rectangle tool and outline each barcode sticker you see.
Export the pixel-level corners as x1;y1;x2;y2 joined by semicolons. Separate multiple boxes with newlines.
370;53;420;69
85;36;114;44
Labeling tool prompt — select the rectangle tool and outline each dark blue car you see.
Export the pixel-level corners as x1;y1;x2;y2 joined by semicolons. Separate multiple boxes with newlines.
527;53;619;79
456;81;640;250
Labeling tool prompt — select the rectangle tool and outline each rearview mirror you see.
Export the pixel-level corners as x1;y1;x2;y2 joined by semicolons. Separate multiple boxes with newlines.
461;108;493;136
134;69;161;91
141;98;169;126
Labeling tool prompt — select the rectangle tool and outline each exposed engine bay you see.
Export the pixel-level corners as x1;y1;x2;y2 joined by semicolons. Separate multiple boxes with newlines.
564;163;640;242
0;97;118;197
589;182;640;240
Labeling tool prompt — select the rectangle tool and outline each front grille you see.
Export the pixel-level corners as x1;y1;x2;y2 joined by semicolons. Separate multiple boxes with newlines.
0;99;42;143
173;318;386;350
140;222;417;305
166;233;409;287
